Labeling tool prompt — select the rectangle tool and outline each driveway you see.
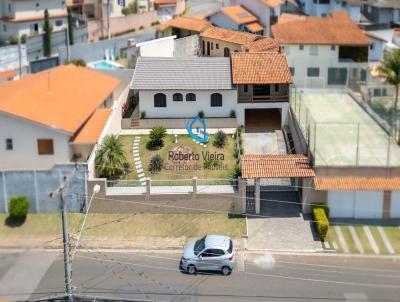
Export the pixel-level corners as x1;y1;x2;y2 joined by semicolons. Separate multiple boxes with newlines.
243;131;286;155
247;191;322;252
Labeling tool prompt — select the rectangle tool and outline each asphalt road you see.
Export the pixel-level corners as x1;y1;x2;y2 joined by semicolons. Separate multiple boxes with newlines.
1;250;400;302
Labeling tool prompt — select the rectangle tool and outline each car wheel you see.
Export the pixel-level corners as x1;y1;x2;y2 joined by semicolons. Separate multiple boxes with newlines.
187;265;196;275
222;266;231;276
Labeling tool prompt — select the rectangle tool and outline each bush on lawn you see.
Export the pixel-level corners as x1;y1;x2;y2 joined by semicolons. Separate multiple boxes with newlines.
203;159;220;169
312;207;329;241
147;126;167;150
311;203;330;218
8;196;30;221
148;155;164;174
230;164;241;179
213;130;227;148
198;111;204;118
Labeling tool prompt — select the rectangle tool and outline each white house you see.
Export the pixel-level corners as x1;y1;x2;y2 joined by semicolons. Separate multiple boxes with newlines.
0;65;120;170
361;0;400;26
272;11;370;88
130;53;292;130
299;0;361;23
0;0;68;42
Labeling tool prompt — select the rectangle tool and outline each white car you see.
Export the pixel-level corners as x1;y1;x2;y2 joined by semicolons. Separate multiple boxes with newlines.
180;235;235;276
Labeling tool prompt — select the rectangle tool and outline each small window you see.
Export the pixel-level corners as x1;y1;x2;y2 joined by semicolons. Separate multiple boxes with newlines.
290;67;295;76
370;43;374;50
216;43;219;49
8;3;11;12
212;249;225;256
224;47;230;57
173;93;183;102
299;44;304;50
274;84;279;92
331;45;336;51
55;20;63;27
154;93;167;107
36;2;40;7
307;67;320;77
37;139;54;155
310;45;318;56
201;249;215;258
6;139;13;150
211;42;213;50
244;85;248;93
186;93;196;102
3;24;6;32
211;93;222;107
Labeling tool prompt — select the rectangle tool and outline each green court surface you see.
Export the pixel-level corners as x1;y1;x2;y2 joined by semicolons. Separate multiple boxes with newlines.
291;90;400;167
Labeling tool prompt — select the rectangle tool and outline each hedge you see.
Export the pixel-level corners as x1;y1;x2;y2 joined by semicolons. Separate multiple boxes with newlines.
8;195;30;221
311;203;330;218
312;207;329;241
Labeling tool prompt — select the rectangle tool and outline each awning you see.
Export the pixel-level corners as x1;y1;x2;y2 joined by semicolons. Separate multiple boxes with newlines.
315;177;400;191
240;154;315;179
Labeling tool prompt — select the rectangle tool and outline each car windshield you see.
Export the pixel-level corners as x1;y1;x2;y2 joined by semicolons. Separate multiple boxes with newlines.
194;236;206;255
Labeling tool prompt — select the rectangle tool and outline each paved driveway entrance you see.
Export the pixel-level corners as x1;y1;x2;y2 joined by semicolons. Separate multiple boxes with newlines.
247;190;322;251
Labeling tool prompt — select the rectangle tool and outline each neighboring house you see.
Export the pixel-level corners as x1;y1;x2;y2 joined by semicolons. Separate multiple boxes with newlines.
0;65;120;170
0;69;15;83
208;5;264;35
157;16;211;38
272;11;370;88
200;26;279;57
0;44;29;76
365;29;399;61
361;0;400;26
0;0;68;42
154;0;185;22
236;0;282;36
130;53;292;129
299;0;361;23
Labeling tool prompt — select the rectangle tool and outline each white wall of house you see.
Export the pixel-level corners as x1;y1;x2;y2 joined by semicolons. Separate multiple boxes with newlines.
0;113;72;170
137;36;175;57
282;44;367;88
390;191;400;218
209;12;239;31
368;37;385;62
300;0;360;22
11;0;66;19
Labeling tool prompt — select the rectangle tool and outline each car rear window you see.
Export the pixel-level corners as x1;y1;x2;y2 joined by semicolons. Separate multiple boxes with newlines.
228;240;233;254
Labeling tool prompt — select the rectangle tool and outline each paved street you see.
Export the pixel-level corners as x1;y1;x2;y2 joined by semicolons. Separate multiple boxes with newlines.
1;250;400;301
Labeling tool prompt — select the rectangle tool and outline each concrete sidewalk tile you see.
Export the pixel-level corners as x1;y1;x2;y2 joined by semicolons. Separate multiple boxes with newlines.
348;226;364;254
377;226;395;254
136;168;144;173
334;226;349;253
363;226;380;254
133;156;140;161
138;173;145;178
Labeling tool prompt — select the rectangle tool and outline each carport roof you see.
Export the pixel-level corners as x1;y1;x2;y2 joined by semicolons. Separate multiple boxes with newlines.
240;154;315;179
315;177;400;191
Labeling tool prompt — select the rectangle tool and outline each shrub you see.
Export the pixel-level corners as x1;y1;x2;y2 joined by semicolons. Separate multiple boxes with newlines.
8;35;18;45
203;159;220;169
198;111;204;118
65;58;86;67
233;148;243;159
139;25;144;30
230;164;241;179
151;20;161;26
148;155;164;174
312;207;329;241
141;111;146;119
8;196;30;221
230;110;236;118
213;130;227;148
147;126;167;150
311;203;330;218
20;34;27;44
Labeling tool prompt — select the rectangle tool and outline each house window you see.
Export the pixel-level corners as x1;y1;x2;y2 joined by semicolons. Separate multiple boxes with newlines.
36;2;40;7
307;68;320;77
331;45;336;51
8;4;11;12
370;43;374;50
216;43;219;49
55;20;63;27
5;139;13;150
328;68;348;85
274;84;279;92
224;47;230;57
310;45;318;56
244;85;248;93
173;93;183;102
202;40;205;55
210;93;222;107
186;93;196;102
290;67;295;76
154;93;166;107
299;44;304;50
37;139;54;155
3;24;6;32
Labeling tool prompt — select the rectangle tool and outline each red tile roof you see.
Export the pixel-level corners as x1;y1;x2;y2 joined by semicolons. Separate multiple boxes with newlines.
157;16;211;32
241;154;314;178
220;5;258;25
262;0;283;8
272;11;369;46
0;69;16;81
315;177;400;191
201;26;258;45
243;37;280;52
246;22;264;33
72;108;112;144
231;52;292;84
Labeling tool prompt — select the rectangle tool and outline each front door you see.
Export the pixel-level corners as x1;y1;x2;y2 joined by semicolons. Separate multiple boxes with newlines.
246;186;255;213
207;42;210;56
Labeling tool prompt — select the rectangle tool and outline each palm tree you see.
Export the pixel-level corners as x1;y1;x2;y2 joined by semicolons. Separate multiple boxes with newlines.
378;50;400;132
95;135;127;178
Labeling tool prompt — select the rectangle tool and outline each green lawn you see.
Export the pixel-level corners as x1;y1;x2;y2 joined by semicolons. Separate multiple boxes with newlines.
120;134;237;181
383;227;400;253
340;226;359;254
369;226;389;254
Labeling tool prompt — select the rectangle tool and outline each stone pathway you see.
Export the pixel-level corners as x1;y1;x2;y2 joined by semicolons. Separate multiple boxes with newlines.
132;136;146;186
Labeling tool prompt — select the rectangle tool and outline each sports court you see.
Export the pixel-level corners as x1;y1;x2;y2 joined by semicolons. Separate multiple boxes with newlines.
291;90;400;166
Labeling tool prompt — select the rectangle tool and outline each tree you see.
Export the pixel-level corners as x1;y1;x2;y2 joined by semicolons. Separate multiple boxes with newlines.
67;7;74;45
378;49;400;133
43;9;52;57
95;135;127;178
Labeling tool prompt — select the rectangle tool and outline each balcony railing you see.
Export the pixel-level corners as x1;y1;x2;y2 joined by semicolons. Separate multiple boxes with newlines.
238;94;289;103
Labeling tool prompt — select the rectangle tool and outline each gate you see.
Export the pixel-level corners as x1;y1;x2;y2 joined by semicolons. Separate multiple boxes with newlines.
246;186;255;214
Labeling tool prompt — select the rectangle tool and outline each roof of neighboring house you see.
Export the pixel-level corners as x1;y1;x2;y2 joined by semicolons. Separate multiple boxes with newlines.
157;16;211;32
1;13;67;23
243;37;280;52
241;154;315;178
245;22;264;33
219;5;258;25
0;69;16;81
272;11;370;46
154;0;177;5
365;31;388;42
314;177;400;190
201;26;258;45
72;108;112;144
366;0;400;9
0;65;120;134
231;52;292;84
262;0;283;8
131;57;233;90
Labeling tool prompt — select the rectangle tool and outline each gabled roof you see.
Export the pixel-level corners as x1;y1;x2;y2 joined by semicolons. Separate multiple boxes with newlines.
157;16;211;32
154;0;177;5
72;108;112;144
243;37;280;52
315;177;400;190
0;65;120;134
201;26;258;45
131;57;233;90
272;11;369;46
241;155;314;178
246;22;264;33
231;52;292;84
219;5;258;25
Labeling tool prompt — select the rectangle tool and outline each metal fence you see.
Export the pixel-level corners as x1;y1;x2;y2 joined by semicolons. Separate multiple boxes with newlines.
107;178;235;187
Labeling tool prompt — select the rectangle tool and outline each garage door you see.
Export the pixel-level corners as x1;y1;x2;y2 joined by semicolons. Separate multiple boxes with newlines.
390;192;400;218
328;191;355;218
245;109;281;130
